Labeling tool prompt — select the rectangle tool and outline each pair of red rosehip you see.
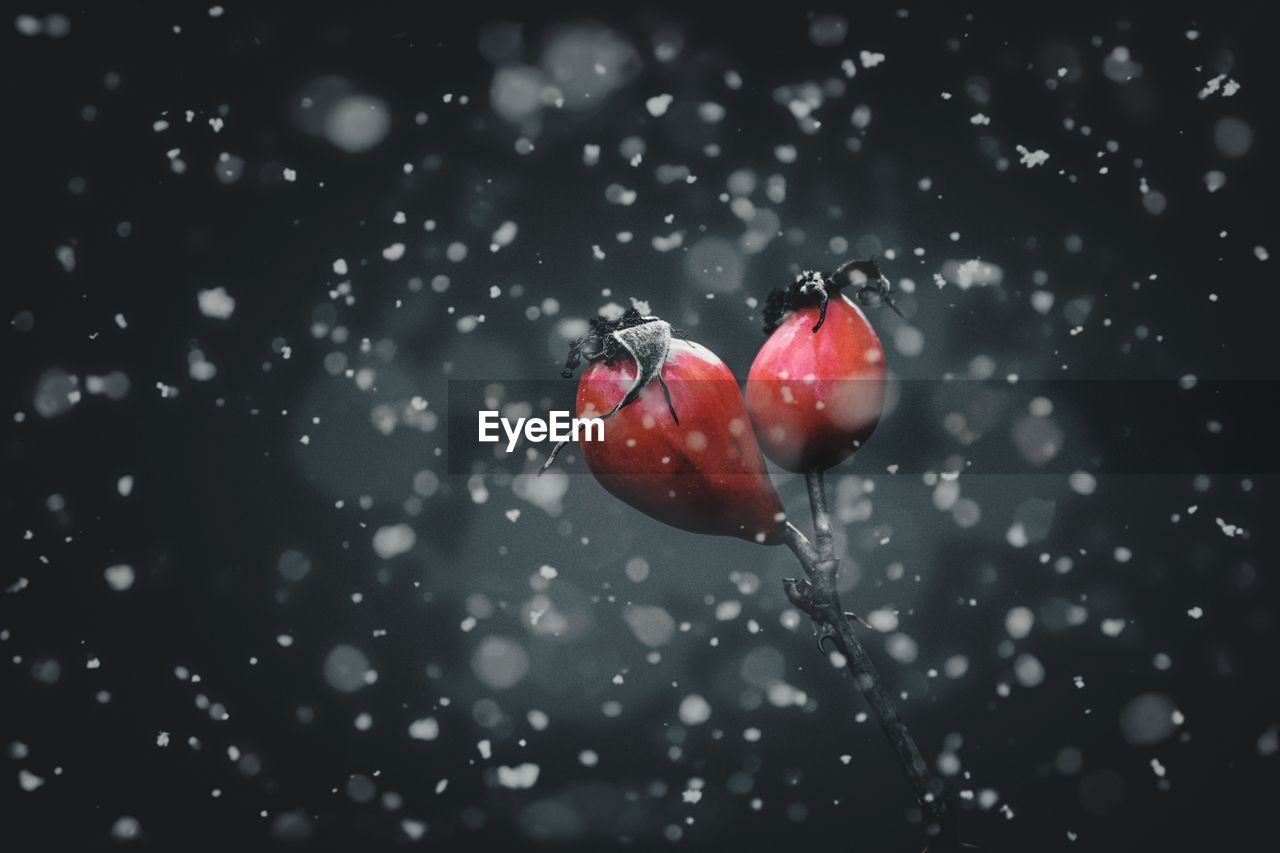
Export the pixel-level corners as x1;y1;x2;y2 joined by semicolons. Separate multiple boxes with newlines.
554;261;892;545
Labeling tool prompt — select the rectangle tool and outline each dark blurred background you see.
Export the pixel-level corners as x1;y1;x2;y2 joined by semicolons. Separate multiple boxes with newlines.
3;2;1278;850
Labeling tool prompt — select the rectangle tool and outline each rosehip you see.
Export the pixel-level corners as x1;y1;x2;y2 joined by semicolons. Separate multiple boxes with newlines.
549;308;784;544
746;262;891;473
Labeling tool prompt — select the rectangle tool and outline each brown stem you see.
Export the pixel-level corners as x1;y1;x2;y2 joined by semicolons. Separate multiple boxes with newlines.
783;471;963;851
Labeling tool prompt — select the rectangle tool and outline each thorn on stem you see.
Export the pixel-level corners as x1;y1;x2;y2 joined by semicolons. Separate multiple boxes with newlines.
845;611;873;630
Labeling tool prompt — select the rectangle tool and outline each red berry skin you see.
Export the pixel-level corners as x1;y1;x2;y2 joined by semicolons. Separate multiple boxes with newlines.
746;294;886;473
577;339;785;544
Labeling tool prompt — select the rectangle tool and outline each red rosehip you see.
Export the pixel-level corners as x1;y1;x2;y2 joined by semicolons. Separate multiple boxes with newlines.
746;267;889;473
551;309;784;544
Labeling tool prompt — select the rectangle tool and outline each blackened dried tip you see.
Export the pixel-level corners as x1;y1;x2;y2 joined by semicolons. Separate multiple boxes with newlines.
561;308;659;378
761;258;897;335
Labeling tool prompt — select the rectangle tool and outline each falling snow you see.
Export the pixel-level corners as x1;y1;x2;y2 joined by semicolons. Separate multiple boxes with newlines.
4;7;1273;852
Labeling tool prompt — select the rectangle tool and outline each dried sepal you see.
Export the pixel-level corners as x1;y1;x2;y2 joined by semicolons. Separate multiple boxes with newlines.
762;258;901;336
543;307;680;473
